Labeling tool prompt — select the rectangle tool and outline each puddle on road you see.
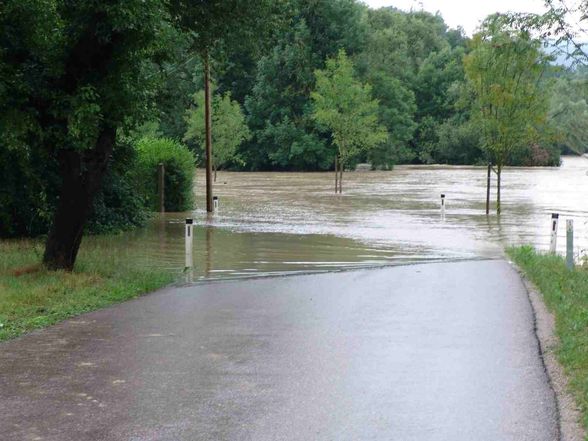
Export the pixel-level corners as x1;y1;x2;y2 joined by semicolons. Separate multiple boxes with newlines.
85;156;588;281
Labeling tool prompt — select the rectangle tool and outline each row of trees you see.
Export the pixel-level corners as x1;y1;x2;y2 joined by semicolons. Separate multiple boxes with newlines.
1;0;586;270
0;0;286;269
153;2;585;176
172;4;576;205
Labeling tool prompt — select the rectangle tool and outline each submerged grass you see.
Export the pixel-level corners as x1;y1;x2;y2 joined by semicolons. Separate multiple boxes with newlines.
508;246;588;433
0;238;175;341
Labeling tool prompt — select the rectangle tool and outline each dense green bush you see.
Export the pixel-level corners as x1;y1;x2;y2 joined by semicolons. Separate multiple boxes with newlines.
435;119;484;165
0;145;58;238
135;137;196;212
0;140;152;238
87;140;149;234
0;135;196;238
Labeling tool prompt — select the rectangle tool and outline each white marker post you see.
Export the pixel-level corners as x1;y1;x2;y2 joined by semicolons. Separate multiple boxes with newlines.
440;194;446;213
185;218;193;269
566;219;574;269
213;196;219;212
550;213;559;254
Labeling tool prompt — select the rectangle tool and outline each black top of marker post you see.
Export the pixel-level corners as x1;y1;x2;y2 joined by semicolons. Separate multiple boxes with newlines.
551;213;559;219
185;218;193;224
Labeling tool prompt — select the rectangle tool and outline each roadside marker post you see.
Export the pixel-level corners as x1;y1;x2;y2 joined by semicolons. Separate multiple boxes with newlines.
441;194;446;213
185;218;193;269
213;196;219;212
550;213;559;254
566;219;574;269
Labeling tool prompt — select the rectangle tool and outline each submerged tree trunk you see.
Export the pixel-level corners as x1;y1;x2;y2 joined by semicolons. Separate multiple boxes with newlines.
43;128;116;270
334;155;339;193
214;163;217;183
204;51;213;212
339;162;343;193
496;164;502;215
486;163;491;215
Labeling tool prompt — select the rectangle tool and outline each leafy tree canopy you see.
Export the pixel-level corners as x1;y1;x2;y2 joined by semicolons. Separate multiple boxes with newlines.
184;89;251;170
312;50;388;165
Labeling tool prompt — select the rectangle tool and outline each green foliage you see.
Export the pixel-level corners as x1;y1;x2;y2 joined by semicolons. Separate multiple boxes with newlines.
464;19;552;169
0;0;571;245
0;143;58;238
366;74;416;167
0;0;174;151
184;90;251;170
259;117;331;170
87;141;149;234
169;0;287;55
435;118;484;165
155;38;204;141
0;139;149;238
312;50;388;166
414;47;466;122
508;246;588;432
244;21;322;170
357;7;472;166
412;116;440;164
548;71;588;155
357;9;418;167
135;137;196;212
243;0;367;171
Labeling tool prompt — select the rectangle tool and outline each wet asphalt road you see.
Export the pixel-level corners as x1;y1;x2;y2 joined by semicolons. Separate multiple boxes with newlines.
0;260;557;441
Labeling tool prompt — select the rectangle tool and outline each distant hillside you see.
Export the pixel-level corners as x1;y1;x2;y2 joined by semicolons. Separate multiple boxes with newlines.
546;41;588;67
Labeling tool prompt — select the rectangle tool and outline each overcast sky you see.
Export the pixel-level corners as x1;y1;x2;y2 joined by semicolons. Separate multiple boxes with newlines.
361;0;548;35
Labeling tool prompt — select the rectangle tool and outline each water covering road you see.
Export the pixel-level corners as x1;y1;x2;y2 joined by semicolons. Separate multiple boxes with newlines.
82;156;588;280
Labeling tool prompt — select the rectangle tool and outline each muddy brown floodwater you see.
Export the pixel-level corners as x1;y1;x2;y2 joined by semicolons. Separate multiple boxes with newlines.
86;156;588;281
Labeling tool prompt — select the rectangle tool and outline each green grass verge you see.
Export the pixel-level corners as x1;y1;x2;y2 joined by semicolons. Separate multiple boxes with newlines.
0;238;175;341
508;245;588;432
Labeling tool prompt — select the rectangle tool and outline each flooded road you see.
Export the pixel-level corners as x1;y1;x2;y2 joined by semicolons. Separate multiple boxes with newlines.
88;156;588;280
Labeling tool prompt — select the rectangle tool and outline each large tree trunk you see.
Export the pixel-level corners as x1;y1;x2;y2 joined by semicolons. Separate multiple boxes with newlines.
204;52;214;212
43;128;116;270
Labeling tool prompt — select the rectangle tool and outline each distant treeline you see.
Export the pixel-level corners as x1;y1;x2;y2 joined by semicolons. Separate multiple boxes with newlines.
2;0;587;241
148;1;587;171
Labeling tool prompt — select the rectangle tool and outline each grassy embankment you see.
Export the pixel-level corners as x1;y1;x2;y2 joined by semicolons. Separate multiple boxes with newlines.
508;246;588;431
0;238;175;341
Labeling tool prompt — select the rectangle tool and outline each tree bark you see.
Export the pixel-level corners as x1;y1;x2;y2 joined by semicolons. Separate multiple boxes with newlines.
43;127;116;270
214;164;217;183
339;162;343;194
204;52;213;212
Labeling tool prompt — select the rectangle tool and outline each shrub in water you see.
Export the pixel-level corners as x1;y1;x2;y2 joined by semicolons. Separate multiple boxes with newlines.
135;137;195;212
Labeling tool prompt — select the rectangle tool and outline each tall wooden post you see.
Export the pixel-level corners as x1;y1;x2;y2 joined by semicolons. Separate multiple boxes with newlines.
158;162;165;213
486;163;491;215
204;52;213;213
